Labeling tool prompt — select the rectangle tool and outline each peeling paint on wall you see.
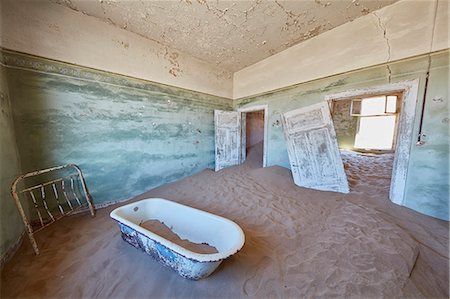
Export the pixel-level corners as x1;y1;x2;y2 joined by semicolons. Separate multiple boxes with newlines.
233;0;446;99
2;49;232;208
236;50;449;220
49;0;397;72
1;0;234;98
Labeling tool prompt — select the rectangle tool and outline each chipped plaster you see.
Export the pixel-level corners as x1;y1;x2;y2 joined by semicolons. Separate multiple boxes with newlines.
234;0;447;99
0;0;234;98
1;0;446;100
50;0;397;72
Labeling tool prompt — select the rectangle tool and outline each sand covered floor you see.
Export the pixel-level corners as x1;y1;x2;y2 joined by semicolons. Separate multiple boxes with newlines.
1;144;448;298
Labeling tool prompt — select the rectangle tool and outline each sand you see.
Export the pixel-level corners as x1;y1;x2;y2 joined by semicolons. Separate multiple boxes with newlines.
139;219;218;254
1;143;448;298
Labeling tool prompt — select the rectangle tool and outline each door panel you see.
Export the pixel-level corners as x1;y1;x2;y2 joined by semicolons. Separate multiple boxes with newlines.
282;102;349;193
241;113;246;163
214;110;241;171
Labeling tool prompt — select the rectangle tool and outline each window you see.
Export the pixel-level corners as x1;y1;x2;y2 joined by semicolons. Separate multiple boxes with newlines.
352;95;398;150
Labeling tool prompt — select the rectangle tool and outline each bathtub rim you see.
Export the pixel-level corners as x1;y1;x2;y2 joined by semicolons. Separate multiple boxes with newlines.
110;198;245;263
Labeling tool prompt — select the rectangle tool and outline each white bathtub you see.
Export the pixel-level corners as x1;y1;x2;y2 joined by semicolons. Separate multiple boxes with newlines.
110;198;245;280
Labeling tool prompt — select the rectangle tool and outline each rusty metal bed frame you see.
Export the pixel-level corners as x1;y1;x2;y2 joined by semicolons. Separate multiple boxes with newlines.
11;164;95;255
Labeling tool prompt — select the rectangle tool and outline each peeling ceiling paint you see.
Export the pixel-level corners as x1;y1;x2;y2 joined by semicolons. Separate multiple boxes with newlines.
51;0;398;72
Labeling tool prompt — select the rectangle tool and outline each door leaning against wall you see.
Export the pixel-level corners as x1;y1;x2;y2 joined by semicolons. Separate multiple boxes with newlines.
281;102;349;193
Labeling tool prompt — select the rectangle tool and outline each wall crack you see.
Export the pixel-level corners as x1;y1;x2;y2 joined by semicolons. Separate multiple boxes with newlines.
372;11;392;82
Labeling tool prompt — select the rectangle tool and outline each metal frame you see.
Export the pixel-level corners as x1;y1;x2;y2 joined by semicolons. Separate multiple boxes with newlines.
11;164;95;255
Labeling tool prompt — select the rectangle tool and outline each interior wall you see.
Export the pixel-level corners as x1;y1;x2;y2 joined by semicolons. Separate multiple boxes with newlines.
246;111;264;148
0;64;24;263
235;51;449;221
331;100;358;150
2;49;232;209
233;0;449;99
0;0;233;98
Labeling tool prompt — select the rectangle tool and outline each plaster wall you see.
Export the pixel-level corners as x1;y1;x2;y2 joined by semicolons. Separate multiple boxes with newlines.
331;100;358;150
236;51;449;220
0;64;24;262
2;49;232;209
233;0;449;99
0;0;233;98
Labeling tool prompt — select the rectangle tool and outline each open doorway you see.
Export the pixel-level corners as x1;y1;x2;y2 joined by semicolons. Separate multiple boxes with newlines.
244;110;264;167
214;105;268;171
238;105;268;168
331;93;402;196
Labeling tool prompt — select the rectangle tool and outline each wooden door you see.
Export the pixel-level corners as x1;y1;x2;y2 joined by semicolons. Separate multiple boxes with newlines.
214;110;241;171
240;113;246;163
281;102;349;193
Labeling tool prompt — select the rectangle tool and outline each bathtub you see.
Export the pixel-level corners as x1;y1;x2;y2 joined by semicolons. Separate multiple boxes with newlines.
110;198;245;280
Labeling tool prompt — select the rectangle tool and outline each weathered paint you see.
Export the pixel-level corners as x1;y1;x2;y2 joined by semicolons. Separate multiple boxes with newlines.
0;63;25;265
233;0;448;99
1;49;232;208
214;110;241;171
1;0;233;98
110;198;245;280
281;102;349;193
236;50;449;221
118;222;221;280
324;80;420;207
49;0;396;73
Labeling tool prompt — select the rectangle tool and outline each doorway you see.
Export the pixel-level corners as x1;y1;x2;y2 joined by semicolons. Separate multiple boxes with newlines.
331;94;402;196
244;110;264;167
325;79;420;205
238;105;268;168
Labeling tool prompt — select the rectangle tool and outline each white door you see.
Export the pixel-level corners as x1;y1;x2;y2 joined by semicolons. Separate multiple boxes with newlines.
240;113;246;163
214;110;242;171
281;102;349;193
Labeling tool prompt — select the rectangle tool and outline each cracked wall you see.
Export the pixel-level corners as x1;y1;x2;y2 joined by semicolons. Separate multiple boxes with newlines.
236;50;449;220
0;0;233;98
2;49;232;212
234;0;448;99
48;0;396;73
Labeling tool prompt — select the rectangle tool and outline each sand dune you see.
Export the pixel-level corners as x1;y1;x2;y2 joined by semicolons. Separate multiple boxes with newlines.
1;143;448;298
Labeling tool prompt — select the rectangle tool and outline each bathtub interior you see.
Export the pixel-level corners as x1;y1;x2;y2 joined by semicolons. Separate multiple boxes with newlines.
112;198;244;256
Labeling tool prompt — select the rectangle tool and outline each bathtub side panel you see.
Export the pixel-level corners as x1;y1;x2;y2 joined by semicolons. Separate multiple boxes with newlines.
118;223;221;280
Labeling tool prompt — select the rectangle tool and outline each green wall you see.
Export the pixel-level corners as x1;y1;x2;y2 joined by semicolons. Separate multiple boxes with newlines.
0;63;24;260
236;51;449;221
1;49;231;210
1;47;447;262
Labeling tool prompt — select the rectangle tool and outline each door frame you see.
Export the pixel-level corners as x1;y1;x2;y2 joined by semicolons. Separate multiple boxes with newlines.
324;79;420;205
237;104;269;167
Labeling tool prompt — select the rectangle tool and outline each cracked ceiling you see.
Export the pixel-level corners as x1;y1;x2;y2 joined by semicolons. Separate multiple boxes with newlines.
52;0;398;72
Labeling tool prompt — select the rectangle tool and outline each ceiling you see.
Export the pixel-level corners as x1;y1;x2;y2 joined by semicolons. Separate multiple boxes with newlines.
52;0;397;72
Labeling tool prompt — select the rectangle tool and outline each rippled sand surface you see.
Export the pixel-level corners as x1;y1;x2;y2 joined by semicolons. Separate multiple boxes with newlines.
1;144;448;298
